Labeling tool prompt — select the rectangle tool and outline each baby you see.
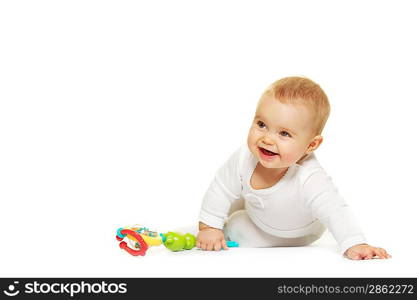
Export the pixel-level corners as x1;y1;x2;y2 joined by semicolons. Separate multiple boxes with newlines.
196;76;391;260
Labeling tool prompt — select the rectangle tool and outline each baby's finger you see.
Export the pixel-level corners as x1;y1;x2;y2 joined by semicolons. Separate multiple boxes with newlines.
364;249;374;259
196;240;201;249
382;248;392;258
207;241;214;251
214;242;222;251
222;239;229;250
372;248;383;258
204;243;210;251
353;250;366;260
376;248;390;259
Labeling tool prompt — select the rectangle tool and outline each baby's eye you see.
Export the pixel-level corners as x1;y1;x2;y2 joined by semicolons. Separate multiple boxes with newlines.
280;131;291;138
256;120;266;129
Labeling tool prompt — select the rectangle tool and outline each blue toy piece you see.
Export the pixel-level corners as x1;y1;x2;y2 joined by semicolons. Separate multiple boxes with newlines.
226;241;239;247
117;227;125;239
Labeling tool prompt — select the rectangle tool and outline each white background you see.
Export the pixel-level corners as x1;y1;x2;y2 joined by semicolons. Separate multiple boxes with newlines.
1;0;416;277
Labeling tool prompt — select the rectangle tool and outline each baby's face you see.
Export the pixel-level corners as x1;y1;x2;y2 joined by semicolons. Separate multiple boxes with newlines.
247;94;320;169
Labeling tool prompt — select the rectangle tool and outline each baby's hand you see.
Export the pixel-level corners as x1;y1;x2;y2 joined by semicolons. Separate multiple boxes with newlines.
196;227;229;251
344;243;391;260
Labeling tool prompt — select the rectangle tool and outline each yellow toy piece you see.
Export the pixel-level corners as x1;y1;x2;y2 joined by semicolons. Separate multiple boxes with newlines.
139;234;162;246
122;225;163;247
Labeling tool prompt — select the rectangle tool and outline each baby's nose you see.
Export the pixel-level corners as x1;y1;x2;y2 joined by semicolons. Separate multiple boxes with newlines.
262;133;275;144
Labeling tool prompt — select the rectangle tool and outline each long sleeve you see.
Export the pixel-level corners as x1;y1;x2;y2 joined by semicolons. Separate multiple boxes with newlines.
198;147;243;229
301;169;367;254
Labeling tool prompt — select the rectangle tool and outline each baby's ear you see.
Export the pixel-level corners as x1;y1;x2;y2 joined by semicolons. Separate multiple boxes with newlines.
307;135;323;153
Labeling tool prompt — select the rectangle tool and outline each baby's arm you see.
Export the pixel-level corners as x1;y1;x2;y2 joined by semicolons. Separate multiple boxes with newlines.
197;147;243;251
302;169;390;259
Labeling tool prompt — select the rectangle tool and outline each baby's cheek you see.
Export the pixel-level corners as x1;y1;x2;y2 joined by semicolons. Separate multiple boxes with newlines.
247;130;260;147
280;153;297;165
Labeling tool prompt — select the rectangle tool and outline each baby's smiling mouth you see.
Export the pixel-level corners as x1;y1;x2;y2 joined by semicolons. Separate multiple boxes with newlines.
258;147;279;156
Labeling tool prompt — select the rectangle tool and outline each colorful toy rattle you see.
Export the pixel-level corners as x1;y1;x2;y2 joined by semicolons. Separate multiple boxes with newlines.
116;225;239;256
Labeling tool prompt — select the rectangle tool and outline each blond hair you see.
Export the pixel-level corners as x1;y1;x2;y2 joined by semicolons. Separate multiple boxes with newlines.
262;76;330;136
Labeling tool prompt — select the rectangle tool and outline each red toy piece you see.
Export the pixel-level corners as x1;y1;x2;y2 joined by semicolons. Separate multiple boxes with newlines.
117;229;148;256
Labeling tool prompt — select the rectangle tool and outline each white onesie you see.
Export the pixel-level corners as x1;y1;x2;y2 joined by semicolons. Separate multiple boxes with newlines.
198;144;367;254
